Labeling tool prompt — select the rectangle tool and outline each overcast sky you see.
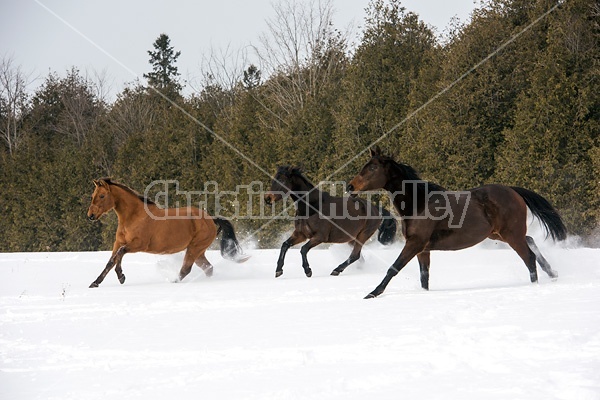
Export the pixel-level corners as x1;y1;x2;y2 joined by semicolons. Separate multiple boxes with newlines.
1;0;479;99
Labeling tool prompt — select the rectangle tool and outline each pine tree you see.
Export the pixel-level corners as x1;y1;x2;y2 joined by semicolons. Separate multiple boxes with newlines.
143;33;182;96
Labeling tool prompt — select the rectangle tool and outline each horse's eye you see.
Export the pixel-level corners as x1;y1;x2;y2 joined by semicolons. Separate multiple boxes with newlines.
368;165;378;171
100;194;105;199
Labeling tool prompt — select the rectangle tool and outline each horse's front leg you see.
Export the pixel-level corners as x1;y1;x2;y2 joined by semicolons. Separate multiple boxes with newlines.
365;239;425;298
276;231;306;278
90;245;127;288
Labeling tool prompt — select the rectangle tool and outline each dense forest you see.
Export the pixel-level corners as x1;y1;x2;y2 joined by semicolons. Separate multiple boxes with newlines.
0;0;598;251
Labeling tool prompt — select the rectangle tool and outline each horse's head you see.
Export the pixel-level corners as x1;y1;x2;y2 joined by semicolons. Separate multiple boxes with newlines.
87;179;116;221
264;165;299;205
348;146;391;193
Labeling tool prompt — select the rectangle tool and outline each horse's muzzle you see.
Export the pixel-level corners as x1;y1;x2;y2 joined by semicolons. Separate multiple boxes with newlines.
346;184;359;197
264;193;281;205
88;214;96;221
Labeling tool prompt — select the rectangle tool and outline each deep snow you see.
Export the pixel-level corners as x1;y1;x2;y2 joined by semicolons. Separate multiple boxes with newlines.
1;239;599;400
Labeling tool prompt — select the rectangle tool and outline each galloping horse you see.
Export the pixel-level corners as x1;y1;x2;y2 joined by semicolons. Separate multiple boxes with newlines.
348;147;567;298
265;166;397;278
87;178;248;288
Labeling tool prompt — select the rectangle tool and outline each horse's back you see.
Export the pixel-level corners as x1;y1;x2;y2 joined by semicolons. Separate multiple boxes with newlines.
470;184;527;219
299;195;382;243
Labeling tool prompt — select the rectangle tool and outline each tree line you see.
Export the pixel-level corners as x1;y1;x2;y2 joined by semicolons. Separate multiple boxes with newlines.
0;0;598;252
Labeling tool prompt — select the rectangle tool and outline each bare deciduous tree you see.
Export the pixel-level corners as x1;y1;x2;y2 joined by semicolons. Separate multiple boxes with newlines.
108;82;156;145
0;57;31;155
194;44;249;94
49;69;105;147
254;0;348;115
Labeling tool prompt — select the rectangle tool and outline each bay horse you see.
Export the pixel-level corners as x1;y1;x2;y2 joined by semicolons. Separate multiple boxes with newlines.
265;166;397;278
86;178;248;288
348;146;567;298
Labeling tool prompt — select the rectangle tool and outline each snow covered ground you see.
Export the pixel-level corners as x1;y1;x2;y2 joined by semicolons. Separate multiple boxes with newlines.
1;239;599;399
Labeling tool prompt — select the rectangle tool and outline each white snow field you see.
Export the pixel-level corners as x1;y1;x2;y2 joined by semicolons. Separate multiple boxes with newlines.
1;239;599;400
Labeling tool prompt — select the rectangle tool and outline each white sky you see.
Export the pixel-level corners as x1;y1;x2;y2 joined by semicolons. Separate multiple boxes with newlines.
0;0;479;99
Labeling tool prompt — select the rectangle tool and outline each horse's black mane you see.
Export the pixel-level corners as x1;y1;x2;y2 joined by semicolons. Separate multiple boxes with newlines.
99;178;156;205
389;160;422;181
376;156;446;193
276;165;315;189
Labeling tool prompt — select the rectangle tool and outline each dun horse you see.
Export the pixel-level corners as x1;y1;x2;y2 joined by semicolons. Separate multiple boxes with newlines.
348;147;567;298
86;178;248;288
265;166;397;278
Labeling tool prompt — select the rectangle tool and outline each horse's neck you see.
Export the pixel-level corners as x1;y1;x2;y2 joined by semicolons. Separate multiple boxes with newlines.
385;179;435;217
291;178;324;215
111;186;146;223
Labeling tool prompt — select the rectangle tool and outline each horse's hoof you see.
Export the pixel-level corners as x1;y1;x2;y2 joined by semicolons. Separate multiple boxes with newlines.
235;254;251;263
119;275;126;284
275;270;283;278
364;293;377;299
305;270;312;278
89;282;99;288
330;270;340;276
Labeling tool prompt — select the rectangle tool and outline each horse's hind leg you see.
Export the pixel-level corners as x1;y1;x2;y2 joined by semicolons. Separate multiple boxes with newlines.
331;241;362;276
526;236;558;279
194;253;214;277
506;236;538;283
417;251;431;290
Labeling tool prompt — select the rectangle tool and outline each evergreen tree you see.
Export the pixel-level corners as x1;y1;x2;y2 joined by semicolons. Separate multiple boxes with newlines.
329;0;436;180
496;0;599;236
143;33;182;96
0;70;106;251
403;0;551;188
1;0;598;251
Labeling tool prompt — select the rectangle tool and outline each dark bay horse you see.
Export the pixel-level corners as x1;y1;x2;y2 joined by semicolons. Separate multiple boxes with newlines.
348;147;567;298
87;178;248;288
265;166;397;277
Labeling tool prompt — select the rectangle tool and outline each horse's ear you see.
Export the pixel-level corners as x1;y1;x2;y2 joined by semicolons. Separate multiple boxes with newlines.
370;145;382;157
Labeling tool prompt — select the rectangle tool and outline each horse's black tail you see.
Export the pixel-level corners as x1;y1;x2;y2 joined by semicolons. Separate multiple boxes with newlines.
511;186;567;241
377;207;397;245
214;217;245;261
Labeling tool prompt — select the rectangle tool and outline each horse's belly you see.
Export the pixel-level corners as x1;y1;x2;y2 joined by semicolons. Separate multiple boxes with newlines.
139;218;210;254
428;233;487;251
147;241;189;254
298;216;357;243
427;216;492;251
